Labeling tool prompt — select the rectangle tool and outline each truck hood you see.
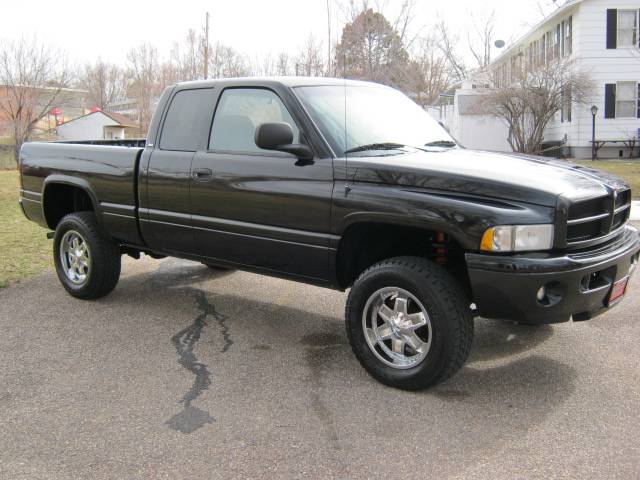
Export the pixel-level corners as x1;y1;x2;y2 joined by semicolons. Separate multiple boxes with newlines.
350;148;630;207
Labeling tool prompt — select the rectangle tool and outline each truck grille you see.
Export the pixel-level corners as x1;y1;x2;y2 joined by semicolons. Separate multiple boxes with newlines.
566;189;631;247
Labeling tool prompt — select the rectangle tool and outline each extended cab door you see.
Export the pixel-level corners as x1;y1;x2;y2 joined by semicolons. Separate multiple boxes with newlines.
140;87;216;254
190;86;334;282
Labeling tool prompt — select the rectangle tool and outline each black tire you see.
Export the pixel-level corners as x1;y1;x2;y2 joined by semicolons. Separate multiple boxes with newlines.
345;256;473;390
53;212;121;300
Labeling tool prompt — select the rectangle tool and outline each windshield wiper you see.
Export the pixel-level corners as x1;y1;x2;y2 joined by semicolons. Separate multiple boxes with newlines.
423;140;456;148
344;142;407;154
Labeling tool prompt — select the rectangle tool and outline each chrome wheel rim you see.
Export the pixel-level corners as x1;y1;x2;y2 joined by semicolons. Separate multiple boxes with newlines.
59;230;91;285
362;287;432;369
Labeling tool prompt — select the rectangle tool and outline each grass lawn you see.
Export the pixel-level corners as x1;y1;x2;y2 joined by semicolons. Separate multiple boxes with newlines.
573;160;640;198
0;170;51;288
0;149;15;169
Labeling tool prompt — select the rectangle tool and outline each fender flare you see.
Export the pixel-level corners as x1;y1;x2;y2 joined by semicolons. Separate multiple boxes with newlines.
42;175;102;229
334;212;475;251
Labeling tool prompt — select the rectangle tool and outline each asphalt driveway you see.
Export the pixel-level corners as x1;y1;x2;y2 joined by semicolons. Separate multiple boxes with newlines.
1;254;639;479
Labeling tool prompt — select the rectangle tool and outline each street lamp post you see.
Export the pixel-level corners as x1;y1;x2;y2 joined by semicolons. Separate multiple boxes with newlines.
591;105;598;160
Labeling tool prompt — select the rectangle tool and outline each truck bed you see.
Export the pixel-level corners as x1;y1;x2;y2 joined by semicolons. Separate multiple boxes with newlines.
19;141;145;245
58;139;146;148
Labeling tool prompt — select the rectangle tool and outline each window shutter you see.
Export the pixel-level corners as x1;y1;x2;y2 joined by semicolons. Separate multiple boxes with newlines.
604;84;616;118
606;9;617;49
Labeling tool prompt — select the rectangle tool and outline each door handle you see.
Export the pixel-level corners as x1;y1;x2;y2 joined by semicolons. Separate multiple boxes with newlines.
192;168;213;181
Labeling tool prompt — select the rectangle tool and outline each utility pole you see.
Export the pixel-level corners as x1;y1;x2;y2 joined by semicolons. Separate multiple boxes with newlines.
204;12;210;79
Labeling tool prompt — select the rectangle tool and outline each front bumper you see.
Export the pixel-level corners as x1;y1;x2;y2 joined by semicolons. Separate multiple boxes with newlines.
466;224;640;324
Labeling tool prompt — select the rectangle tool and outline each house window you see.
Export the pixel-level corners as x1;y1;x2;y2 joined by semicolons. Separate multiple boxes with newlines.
618;10;638;47
616;81;638;118
554;24;561;58
547;30;556;60
561;85;571;123
510;56;518;81
565;16;573;55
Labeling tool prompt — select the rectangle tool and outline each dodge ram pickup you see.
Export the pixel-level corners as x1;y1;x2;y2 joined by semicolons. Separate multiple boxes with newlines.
19;77;640;390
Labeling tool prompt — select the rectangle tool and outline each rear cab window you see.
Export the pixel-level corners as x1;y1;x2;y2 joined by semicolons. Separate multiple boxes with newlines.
159;88;213;151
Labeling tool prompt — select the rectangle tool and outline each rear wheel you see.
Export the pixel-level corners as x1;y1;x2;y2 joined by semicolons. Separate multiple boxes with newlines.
345;256;473;390
53;212;121;299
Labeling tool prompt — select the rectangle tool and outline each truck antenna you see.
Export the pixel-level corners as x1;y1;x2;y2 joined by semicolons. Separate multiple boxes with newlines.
204;12;210;80
343;52;349;195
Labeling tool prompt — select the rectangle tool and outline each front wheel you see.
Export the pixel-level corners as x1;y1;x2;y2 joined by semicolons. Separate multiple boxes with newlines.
345;256;473;390
53;212;121;300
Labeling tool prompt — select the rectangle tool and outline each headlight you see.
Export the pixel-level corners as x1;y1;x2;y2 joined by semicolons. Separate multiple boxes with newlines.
480;225;554;252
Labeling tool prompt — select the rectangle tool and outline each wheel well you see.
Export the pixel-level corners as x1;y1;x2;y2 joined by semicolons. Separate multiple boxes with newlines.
43;183;95;229
335;223;468;290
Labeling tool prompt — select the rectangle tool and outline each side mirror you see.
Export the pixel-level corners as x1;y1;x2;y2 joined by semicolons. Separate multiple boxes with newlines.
255;122;313;160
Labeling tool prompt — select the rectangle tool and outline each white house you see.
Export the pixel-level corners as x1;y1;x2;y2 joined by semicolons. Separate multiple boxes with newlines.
431;0;640;159
56;111;137;141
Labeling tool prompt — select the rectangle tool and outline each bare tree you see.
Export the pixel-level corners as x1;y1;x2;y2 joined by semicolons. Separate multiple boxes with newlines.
435;21;468;82
169;28;204;82
468;10;496;70
127;43;160;133
390;0;421;50
534;0;562;22
276;52;291;76
209;43;250;79
411;35;452;106
0;37;71;162
248;53;279;77
482;58;592;153
81;60;126;110
295;35;325;76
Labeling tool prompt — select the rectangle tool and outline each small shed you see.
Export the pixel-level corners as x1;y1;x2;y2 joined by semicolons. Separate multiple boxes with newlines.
56;111;137;141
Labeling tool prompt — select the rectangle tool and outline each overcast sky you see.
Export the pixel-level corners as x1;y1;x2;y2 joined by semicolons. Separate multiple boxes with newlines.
2;0;554;66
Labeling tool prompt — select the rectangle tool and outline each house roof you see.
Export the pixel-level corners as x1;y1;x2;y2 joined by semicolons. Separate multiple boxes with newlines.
58;110;137;128
101;111;137;128
491;0;584;66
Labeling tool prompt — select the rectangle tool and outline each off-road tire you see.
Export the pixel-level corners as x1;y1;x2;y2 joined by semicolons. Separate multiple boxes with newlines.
53;212;121;300
345;256;473;390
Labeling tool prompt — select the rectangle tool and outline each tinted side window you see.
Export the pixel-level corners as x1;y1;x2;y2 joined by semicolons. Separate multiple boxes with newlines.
160;89;212;151
209;88;299;152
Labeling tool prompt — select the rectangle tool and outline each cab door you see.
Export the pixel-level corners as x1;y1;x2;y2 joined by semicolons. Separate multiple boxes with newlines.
140;87;215;255
190;87;334;281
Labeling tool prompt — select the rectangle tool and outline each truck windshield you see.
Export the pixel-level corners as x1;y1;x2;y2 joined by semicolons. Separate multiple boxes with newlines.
294;84;456;157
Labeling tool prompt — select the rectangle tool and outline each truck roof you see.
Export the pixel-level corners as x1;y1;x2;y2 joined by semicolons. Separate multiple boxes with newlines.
175;76;383;89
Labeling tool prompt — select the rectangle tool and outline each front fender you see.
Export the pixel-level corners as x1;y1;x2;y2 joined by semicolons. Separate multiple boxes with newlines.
332;183;555;251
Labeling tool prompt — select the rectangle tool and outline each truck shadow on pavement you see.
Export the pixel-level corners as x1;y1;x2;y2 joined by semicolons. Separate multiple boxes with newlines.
112;259;576;446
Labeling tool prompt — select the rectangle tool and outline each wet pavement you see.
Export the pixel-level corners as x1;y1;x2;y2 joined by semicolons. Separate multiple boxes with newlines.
1;255;639;479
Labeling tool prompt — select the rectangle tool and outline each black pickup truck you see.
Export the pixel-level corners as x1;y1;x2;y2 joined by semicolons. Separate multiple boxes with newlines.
19;77;640;390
